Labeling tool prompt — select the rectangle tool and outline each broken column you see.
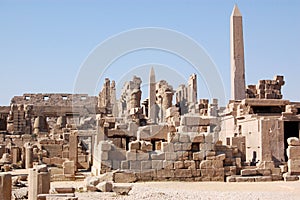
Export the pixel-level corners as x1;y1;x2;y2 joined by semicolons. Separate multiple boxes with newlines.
25;143;33;169
28;165;50;200
287;137;300;175
188;74;197;104
0;173;12;200
69;130;78;172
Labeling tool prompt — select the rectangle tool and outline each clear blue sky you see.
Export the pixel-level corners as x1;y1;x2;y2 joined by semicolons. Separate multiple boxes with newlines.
0;0;299;106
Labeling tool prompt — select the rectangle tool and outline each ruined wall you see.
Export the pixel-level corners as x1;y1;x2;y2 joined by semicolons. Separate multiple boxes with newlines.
246;75;284;99
92;132;242;182
11;93;97;107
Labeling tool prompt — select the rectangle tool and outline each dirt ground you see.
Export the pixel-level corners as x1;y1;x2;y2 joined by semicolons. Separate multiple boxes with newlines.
51;180;300;200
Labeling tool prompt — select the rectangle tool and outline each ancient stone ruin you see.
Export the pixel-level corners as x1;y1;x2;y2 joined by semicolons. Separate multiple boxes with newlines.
0;4;299;200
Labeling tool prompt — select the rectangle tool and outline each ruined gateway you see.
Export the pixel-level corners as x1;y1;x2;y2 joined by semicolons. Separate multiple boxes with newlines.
0;5;300;200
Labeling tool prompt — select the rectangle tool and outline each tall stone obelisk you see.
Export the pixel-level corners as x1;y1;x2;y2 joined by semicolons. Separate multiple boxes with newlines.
230;5;246;100
149;67;156;123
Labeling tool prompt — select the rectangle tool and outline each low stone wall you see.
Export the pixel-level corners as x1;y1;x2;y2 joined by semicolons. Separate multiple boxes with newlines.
92;132;242;182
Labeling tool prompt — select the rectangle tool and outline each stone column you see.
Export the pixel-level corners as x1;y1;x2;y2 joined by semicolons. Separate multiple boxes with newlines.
230;5;246;100
29;165;50;200
69;131;78;172
0;173;11;200
25;145;33;169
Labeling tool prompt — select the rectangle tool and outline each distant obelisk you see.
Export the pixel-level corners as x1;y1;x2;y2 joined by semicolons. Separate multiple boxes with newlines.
230;5;246;100
149;67;156;123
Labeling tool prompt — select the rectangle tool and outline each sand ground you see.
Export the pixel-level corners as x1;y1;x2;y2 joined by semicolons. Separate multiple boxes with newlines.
51;180;300;200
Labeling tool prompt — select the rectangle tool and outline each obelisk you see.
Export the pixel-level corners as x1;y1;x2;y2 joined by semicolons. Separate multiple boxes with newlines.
230;5;246;100
149;67;156;123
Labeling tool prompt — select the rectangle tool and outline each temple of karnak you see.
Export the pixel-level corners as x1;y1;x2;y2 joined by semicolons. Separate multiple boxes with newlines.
1;4;300;200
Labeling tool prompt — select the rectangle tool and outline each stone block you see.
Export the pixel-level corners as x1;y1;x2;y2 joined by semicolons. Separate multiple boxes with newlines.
179;134;190;143
157;169;174;178
181;143;192;151
279;165;287;173
130;161;141;170
121;161;130;170
112;160;120;169
235;176;255;182
199;160;223;169
215;154;226;161
287;146;300;159
108;150;126;160
200;143;213;151
136;152;149;161
165;152;177;161
226;176;236;182
191;134;205;143
193;152;204;161
151;152;165;160
0;173;11;200
63;161;75;175
287;137;300;146
113;172;137;183
255;176;272;182
241;169;258;176
204;134;213;143
161;142;174;152
205;151;216;157
96;181;113;192
224;166;237;176
283;172;299;181
173;143;182;151
152;160;163;170
100;141;111;151
112;185;132;195
141;161;152;171
140;141;153;152
174;161;184;169
163;160;174;169
168;132;179;143
184;160;196;169
129;141;140;151
288;159;300;175
257;169;271;176
174;169;192;178
201;168;214;177
126;152;137;161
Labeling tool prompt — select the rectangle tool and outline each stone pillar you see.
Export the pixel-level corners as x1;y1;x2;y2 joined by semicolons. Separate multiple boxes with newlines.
0;173;11;200
230;5;246;100
28;165;50;200
148;67;156;123
25;145;33;169
69;131;78;172
188;74;197;103
11;146;20;164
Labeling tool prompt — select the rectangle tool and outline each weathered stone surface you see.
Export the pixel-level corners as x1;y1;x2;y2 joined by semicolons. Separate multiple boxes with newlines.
112;185;132;195
200;160;223;169
113;172;137;183
174;161;184;169
287;146;300;159
283;172;299;181
191;134;205;143
193;152;204;161
96;181;113;192
54;187;76;193
287;137;300;146
288;159;300;175
240;169;258;176
0;173;11;200
129;141;140;151
163;160;174;169
151;152;165;160
161;142;174;152
136;152;149;161
152;160;163;170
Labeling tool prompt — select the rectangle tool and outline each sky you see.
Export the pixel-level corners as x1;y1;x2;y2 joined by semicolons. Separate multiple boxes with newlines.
0;0;299;106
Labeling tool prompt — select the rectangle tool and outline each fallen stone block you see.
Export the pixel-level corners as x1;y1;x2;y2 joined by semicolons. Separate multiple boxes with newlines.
112;185;132;195
113;172;137;183
96;181;113;192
